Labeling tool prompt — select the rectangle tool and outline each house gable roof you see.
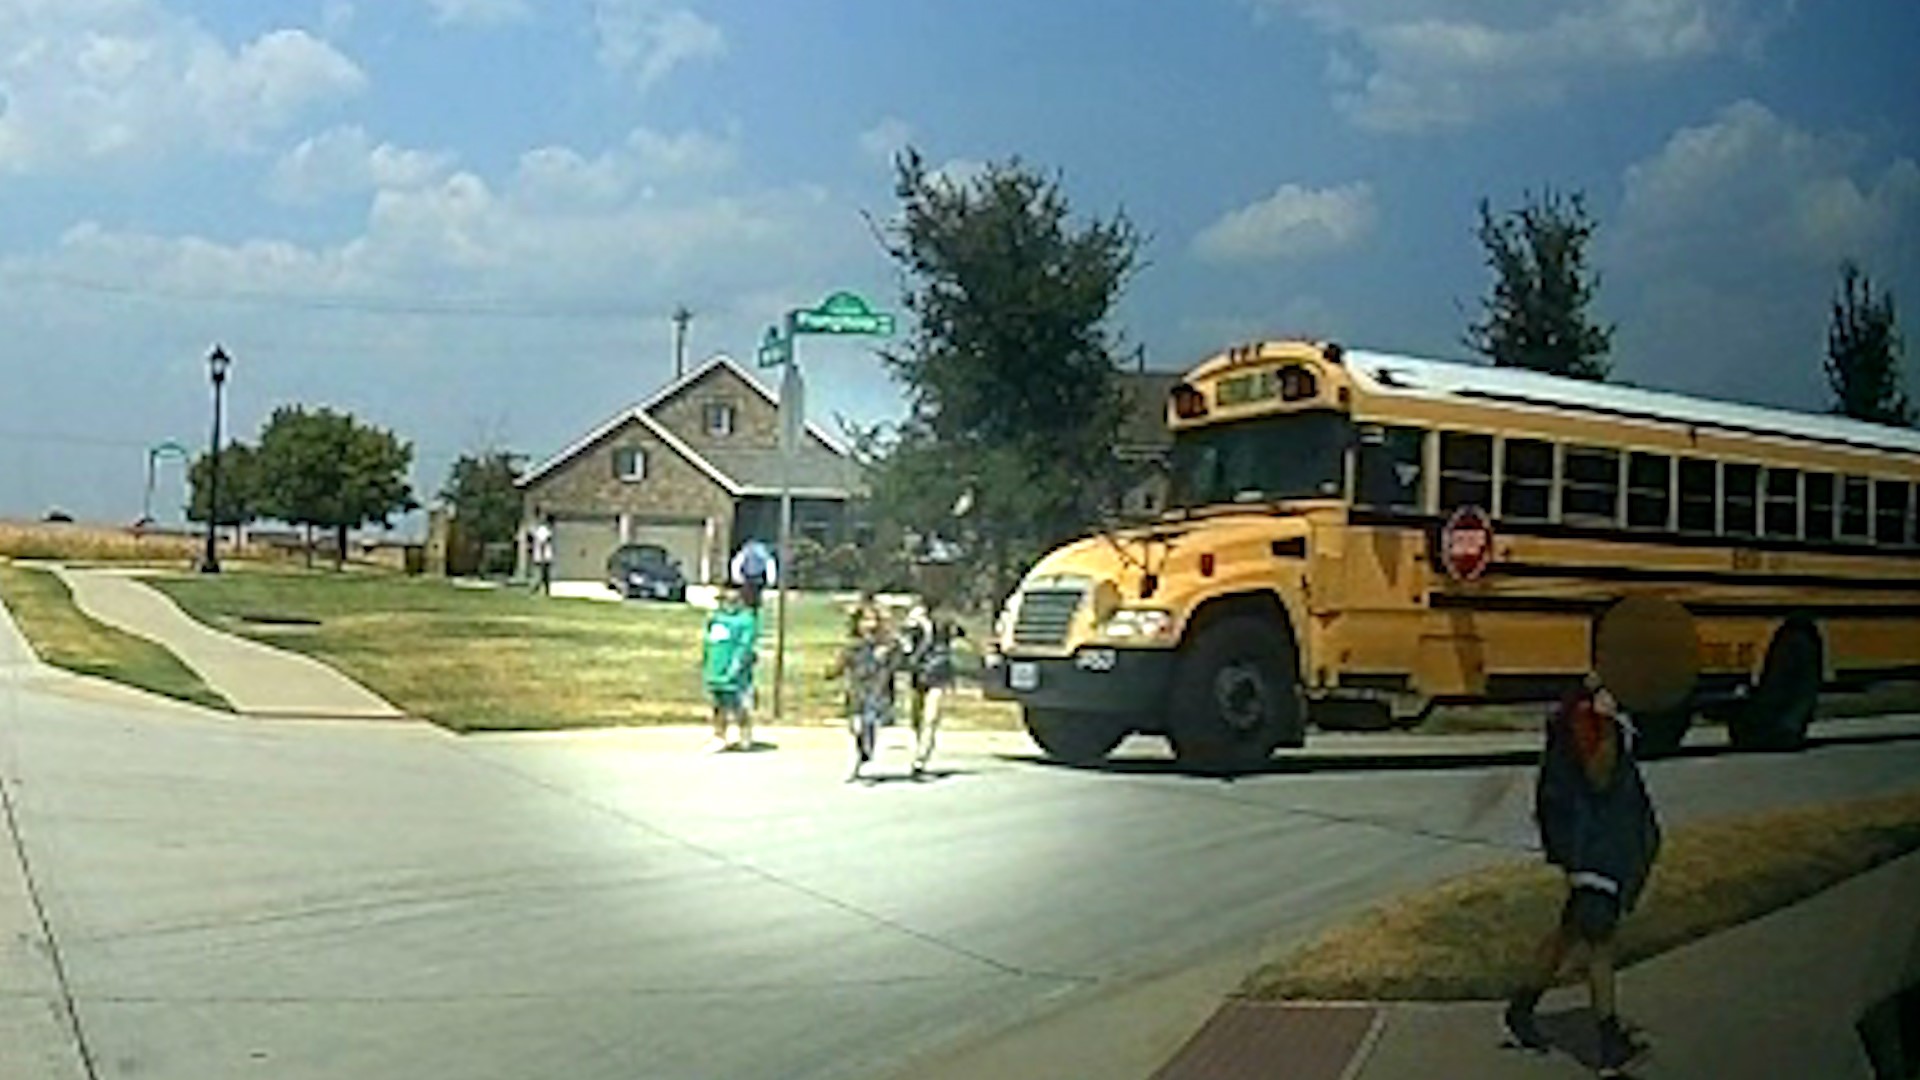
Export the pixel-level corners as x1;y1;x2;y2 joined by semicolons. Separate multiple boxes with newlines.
517;352;862;495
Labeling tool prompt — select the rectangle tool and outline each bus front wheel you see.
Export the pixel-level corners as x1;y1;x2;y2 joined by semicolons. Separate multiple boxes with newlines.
1168;616;1304;774
1730;620;1821;752
1023;708;1129;765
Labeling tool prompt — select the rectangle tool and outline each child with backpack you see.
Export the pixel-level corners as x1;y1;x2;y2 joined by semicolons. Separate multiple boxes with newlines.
730;539;777;610
900;601;964;778
825;601;898;781
1504;673;1663;1076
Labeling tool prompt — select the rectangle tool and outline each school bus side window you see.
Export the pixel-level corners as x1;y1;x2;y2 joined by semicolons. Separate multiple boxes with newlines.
1805;472;1836;542
1678;458;1718;534
1763;467;1801;539
1439;432;1493;511
1561;445;1621;526
1500;438;1553;522
1355;424;1427;512
1626;452;1671;530
1723;463;1760;537
1875;480;1910;545
1840;476;1871;540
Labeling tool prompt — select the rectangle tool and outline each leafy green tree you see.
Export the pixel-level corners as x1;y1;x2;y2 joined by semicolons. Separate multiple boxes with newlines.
185;442;262;527
868;150;1143;605
1466;189;1613;380
1825;260;1913;426
439;450;523;547
255;406;418;569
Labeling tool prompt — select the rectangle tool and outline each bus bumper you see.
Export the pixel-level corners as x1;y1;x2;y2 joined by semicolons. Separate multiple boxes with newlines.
982;648;1178;716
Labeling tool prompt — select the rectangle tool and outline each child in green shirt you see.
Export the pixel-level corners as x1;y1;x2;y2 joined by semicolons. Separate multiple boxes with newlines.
702;587;759;751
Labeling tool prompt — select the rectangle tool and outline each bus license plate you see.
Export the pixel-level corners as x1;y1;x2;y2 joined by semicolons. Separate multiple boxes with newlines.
1009;661;1039;692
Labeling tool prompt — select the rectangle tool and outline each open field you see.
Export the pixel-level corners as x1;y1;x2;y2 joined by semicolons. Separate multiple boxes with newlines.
1242;787;1920;1002
0;562;231;711
149;572;1022;732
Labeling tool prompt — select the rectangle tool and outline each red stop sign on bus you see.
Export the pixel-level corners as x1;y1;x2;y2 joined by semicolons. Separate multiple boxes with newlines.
1441;506;1495;582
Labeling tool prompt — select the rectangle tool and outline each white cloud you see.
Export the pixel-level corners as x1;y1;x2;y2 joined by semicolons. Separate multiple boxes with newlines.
593;0;726;91
509;125;737;208
1617;100;1920;272
0;0;365;174
858;117;915;165
1192;182;1377;263
1253;0;1787;133
419;0;531;26
1607;101;1920;405
270;126;454;204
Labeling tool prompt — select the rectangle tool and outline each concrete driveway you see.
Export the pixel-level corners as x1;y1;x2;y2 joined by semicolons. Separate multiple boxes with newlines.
5;673;1919;1080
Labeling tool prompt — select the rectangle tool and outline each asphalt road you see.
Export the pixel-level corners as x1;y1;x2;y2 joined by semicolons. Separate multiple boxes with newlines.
4;674;1919;1080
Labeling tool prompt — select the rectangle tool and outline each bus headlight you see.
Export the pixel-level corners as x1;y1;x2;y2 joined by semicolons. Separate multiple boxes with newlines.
1097;608;1176;642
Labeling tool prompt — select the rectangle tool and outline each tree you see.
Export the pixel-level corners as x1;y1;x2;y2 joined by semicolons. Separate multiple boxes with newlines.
1825;260;1913;426
867;150;1143;605
255;406;418;569
439;450;523;547
185;442;262;528
1465;189;1613;380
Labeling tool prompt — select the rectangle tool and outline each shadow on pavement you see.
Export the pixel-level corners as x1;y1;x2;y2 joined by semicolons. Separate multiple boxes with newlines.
997;726;1920;779
1511;1006;1648;1077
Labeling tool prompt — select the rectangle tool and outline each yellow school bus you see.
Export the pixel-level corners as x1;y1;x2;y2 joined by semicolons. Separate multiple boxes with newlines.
987;340;1920;771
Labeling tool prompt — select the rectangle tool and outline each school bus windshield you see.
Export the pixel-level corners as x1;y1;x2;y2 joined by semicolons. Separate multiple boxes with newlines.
1168;410;1349;508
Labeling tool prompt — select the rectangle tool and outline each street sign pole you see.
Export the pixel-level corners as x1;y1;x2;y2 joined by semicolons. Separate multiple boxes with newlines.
772;311;797;725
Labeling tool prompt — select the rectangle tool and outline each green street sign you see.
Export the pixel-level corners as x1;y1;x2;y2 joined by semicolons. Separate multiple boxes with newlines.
791;290;896;337
756;325;791;368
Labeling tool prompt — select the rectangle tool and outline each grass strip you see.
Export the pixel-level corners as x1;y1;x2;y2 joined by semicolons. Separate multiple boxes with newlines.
150;572;1020;733
0;563;231;712
1243;788;1920;1002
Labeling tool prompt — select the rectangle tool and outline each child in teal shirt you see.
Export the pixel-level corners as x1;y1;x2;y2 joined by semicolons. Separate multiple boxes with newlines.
702;587;759;751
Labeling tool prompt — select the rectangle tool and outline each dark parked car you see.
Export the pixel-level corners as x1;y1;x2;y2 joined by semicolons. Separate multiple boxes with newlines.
607;543;688;602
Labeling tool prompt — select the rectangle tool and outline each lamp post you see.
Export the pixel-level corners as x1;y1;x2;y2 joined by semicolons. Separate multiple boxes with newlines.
200;345;233;574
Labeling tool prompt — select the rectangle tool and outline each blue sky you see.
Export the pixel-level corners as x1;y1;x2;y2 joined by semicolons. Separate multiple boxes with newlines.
2;0;1916;526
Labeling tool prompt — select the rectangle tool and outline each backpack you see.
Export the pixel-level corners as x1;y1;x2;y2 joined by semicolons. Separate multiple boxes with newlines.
739;541;770;582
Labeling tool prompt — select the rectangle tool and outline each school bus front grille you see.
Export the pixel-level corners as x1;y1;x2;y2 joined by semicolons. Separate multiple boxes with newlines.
1013;589;1084;648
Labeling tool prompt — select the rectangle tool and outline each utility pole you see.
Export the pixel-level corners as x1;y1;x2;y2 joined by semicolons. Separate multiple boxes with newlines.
671;305;693;379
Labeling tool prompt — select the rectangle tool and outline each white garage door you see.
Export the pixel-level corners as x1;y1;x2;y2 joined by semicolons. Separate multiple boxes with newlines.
627;521;708;582
552;518;621;582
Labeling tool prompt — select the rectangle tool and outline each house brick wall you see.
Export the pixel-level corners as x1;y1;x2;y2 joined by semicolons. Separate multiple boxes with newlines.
652;362;838;457
521;417;735;581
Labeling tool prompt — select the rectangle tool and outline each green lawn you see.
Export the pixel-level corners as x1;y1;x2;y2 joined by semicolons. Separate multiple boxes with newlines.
149;573;1020;733
0;563;231;711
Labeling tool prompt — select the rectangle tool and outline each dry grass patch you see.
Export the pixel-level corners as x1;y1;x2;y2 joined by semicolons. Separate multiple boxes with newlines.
1244;788;1920;1002
150;573;1021;732
0;563;230;711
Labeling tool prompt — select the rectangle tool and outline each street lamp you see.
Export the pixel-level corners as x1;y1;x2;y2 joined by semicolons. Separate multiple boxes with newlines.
200;345;233;574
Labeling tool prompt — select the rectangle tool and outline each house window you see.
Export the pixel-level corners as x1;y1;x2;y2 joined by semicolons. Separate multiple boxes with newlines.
704;401;736;437
613;447;647;483
1561;445;1621;526
1499;438;1554;522
1805;473;1836;542
1626;452;1672;531
1438;431;1493;511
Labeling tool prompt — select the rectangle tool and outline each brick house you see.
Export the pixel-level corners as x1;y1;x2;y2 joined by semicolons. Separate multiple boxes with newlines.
516;354;864;585
1114;370;1183;515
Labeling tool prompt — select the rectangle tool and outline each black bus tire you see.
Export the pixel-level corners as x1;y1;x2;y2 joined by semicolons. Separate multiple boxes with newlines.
1023;708;1128;765
1634;707;1692;759
1730;619;1821;753
1168;616;1303;774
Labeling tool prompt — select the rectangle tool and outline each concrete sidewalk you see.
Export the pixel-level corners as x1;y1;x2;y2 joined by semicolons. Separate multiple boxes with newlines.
52;568;405;720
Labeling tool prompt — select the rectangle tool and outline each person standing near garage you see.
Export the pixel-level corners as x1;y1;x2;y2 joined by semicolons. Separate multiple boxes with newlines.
1503;673;1661;1076
730;537;777;610
530;514;555;596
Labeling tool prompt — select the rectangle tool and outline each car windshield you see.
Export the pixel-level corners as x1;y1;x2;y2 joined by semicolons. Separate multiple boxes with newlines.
1168;411;1350;508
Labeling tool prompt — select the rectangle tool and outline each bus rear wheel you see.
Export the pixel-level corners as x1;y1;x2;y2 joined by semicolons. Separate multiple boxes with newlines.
1168;616;1303;774
1023;708;1129;765
1730;620;1822;752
